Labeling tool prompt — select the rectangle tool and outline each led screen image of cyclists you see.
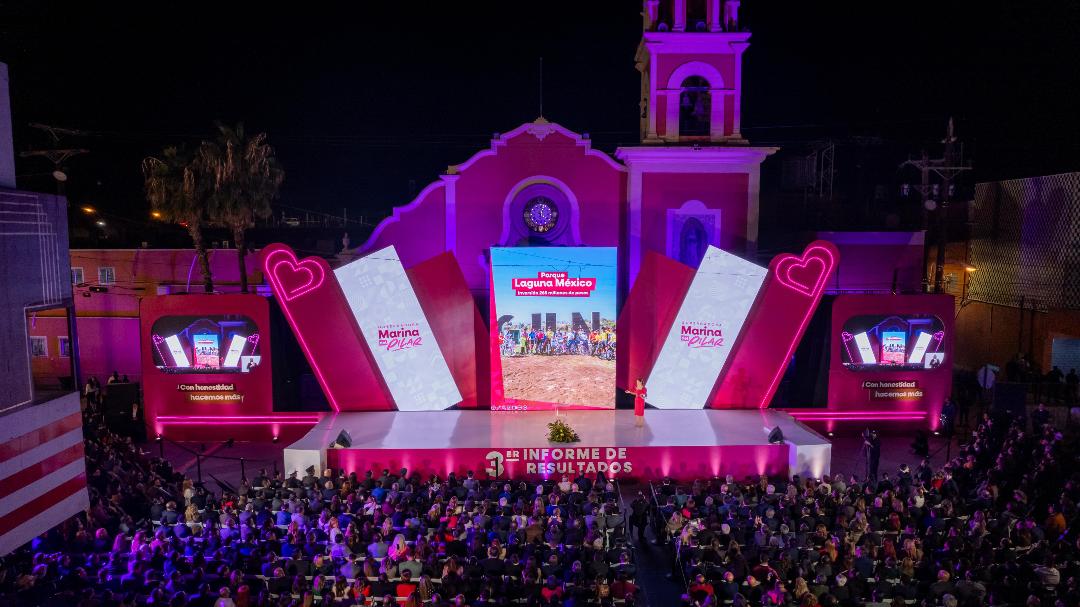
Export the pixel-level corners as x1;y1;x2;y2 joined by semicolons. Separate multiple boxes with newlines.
490;247;617;408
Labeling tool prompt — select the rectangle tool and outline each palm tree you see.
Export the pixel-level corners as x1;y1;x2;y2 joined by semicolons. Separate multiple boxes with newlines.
142;146;215;293
199;123;284;293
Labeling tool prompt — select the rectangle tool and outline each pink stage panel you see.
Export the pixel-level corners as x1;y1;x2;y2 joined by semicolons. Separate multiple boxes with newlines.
407;252;488;408
289;410;830;482
260;244;394;412
711;241;839;409
616;252;695;391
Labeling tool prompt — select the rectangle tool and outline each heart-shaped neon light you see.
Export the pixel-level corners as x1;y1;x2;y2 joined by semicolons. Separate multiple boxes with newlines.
773;246;833;298
267;250;326;302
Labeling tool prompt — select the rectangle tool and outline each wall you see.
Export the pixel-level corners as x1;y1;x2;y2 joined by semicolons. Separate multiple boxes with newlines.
358;121;626;295
0;64;14;188
817;231;925;293
955;300;1080;374
29;248;266;389
655;53;736;90
643;172;749;253
0;190;72;412
0;392;88;555
68;248;265;312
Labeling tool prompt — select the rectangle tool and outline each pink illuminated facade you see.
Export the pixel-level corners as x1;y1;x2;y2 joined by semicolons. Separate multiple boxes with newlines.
355;2;775;300
30;249;263;389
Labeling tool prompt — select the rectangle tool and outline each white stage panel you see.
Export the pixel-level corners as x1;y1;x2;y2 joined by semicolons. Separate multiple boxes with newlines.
647;247;767;409
335;246;461;411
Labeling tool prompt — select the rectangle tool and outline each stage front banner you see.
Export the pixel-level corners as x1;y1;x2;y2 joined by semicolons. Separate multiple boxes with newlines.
490;247;618;409
326;444;788;482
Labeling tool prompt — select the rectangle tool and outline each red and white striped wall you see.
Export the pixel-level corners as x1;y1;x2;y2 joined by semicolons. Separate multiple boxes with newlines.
0;393;89;555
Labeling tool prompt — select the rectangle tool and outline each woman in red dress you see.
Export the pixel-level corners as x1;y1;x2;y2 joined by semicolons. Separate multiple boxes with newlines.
625;378;647;426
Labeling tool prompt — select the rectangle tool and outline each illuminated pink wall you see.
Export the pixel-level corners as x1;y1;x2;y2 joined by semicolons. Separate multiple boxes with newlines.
356;183;448;273
817;294;955;431
29;316;141;385
655;53;736;92
358;121;626;293
31;249;267;388
642;171;749;252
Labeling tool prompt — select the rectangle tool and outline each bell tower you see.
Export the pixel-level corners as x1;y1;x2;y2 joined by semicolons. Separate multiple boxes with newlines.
619;0;776;287
637;0;748;144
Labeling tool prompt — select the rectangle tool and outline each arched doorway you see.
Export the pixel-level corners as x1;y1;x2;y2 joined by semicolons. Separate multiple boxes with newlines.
679;217;709;267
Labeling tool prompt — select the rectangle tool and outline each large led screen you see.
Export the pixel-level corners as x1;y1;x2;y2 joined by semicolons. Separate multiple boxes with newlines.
491;247;617;408
335;246;462;411
840;314;946;370
151;315;261;373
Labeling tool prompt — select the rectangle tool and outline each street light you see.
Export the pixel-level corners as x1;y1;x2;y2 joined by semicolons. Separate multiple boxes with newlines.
95;220;106;227
81;206;95;214
961;266;977;303
151;211;162;219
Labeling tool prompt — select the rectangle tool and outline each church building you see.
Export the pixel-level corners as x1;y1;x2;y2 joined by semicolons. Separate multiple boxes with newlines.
355;0;776;304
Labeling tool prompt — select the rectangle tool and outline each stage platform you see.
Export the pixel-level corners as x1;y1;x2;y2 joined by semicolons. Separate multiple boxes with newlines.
284;409;831;482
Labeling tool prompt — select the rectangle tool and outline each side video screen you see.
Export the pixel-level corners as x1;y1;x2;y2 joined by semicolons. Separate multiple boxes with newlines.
151;315;261;374
840;314;946;371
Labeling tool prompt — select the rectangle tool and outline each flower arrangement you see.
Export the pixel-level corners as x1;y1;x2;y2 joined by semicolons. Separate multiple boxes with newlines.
547;418;580;443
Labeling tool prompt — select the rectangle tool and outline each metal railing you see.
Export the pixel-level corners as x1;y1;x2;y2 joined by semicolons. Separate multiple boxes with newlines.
156;436;278;490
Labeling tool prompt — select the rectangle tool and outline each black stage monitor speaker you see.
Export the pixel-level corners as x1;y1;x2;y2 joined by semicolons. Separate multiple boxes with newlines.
992;382;1028;419
331;429;352;449
768;426;785;444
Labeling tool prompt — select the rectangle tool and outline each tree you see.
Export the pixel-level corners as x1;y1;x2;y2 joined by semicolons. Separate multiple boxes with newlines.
199;123;284;293
142;146;215;293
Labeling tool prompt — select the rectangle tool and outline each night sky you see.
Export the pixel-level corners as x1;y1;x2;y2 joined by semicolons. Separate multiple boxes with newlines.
2;1;1078;222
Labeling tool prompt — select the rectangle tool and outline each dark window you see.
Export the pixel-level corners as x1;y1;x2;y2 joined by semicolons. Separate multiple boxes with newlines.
688;0;708;30
656;0;673;30
679;76;711;137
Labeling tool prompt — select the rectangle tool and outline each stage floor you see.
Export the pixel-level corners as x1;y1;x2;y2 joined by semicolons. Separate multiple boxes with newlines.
285;409;831;481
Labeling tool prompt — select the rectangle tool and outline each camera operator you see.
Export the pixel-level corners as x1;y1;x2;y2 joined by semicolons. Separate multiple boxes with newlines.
861;428;881;483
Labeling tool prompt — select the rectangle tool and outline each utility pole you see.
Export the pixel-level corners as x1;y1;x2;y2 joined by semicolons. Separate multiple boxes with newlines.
19;123;89;196
900;118;972;293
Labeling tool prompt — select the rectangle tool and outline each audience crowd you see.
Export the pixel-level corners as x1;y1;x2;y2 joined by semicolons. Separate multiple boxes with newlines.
0;405;638;607
659;411;1079;607
4;397;1079;607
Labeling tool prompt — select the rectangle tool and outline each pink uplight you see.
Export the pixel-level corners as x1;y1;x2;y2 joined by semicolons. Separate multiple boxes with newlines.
156;415;322;426
788;410;927;422
789;410;927;416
